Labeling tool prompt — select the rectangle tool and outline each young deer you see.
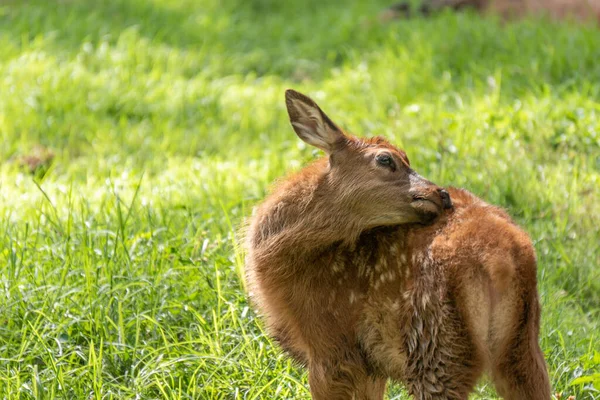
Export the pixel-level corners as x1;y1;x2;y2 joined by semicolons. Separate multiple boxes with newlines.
245;90;551;399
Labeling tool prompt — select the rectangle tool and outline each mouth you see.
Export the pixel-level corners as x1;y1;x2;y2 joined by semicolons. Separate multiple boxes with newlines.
410;196;444;225
411;196;441;209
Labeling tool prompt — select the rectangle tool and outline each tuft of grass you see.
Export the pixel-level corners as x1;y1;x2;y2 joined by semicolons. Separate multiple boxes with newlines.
0;0;599;398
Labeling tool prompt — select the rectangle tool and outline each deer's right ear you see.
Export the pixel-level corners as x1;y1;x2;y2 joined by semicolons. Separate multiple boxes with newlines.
285;89;346;154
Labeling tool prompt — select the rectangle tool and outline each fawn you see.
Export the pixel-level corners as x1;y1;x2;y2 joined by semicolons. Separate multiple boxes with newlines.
245;89;551;399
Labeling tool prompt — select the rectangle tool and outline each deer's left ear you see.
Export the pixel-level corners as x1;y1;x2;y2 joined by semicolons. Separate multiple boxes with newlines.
285;89;346;154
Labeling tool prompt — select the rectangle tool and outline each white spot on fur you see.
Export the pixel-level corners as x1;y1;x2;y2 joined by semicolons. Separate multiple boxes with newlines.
380;257;388;268
400;253;407;264
349;291;357;304
421;293;430;309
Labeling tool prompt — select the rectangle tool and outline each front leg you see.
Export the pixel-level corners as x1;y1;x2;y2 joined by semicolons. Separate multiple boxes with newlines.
308;358;387;400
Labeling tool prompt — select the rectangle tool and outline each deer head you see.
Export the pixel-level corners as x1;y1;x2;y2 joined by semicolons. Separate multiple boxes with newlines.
285;89;452;229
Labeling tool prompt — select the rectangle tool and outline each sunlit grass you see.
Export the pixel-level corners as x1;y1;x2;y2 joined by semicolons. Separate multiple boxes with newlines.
0;0;599;398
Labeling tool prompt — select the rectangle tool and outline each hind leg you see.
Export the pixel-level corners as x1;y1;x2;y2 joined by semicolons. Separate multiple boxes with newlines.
492;339;550;399
491;335;550;400
490;293;551;400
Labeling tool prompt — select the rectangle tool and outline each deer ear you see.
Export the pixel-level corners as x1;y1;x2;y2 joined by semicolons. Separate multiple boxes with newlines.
285;89;346;154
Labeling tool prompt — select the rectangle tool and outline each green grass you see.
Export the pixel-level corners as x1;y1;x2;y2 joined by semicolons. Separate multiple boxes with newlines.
1;0;599;398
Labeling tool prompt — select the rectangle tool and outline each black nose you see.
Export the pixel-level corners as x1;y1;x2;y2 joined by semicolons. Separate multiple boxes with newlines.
439;189;452;209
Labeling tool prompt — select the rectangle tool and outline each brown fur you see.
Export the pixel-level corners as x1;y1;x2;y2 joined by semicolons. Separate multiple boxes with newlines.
383;0;600;24
245;90;551;399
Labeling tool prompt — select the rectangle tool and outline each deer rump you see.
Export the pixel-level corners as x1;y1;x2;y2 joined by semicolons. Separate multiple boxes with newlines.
245;90;550;399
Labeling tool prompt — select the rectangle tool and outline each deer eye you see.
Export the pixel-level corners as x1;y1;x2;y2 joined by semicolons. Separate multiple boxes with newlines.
376;153;396;171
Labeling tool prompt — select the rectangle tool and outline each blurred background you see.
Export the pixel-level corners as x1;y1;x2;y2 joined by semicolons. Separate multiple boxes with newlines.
0;0;599;398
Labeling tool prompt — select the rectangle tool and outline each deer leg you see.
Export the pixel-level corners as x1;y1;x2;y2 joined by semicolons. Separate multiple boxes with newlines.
403;363;479;400
490;294;551;400
308;358;387;400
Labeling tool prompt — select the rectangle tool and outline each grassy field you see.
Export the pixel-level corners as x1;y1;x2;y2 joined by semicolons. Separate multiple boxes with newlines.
1;0;599;398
